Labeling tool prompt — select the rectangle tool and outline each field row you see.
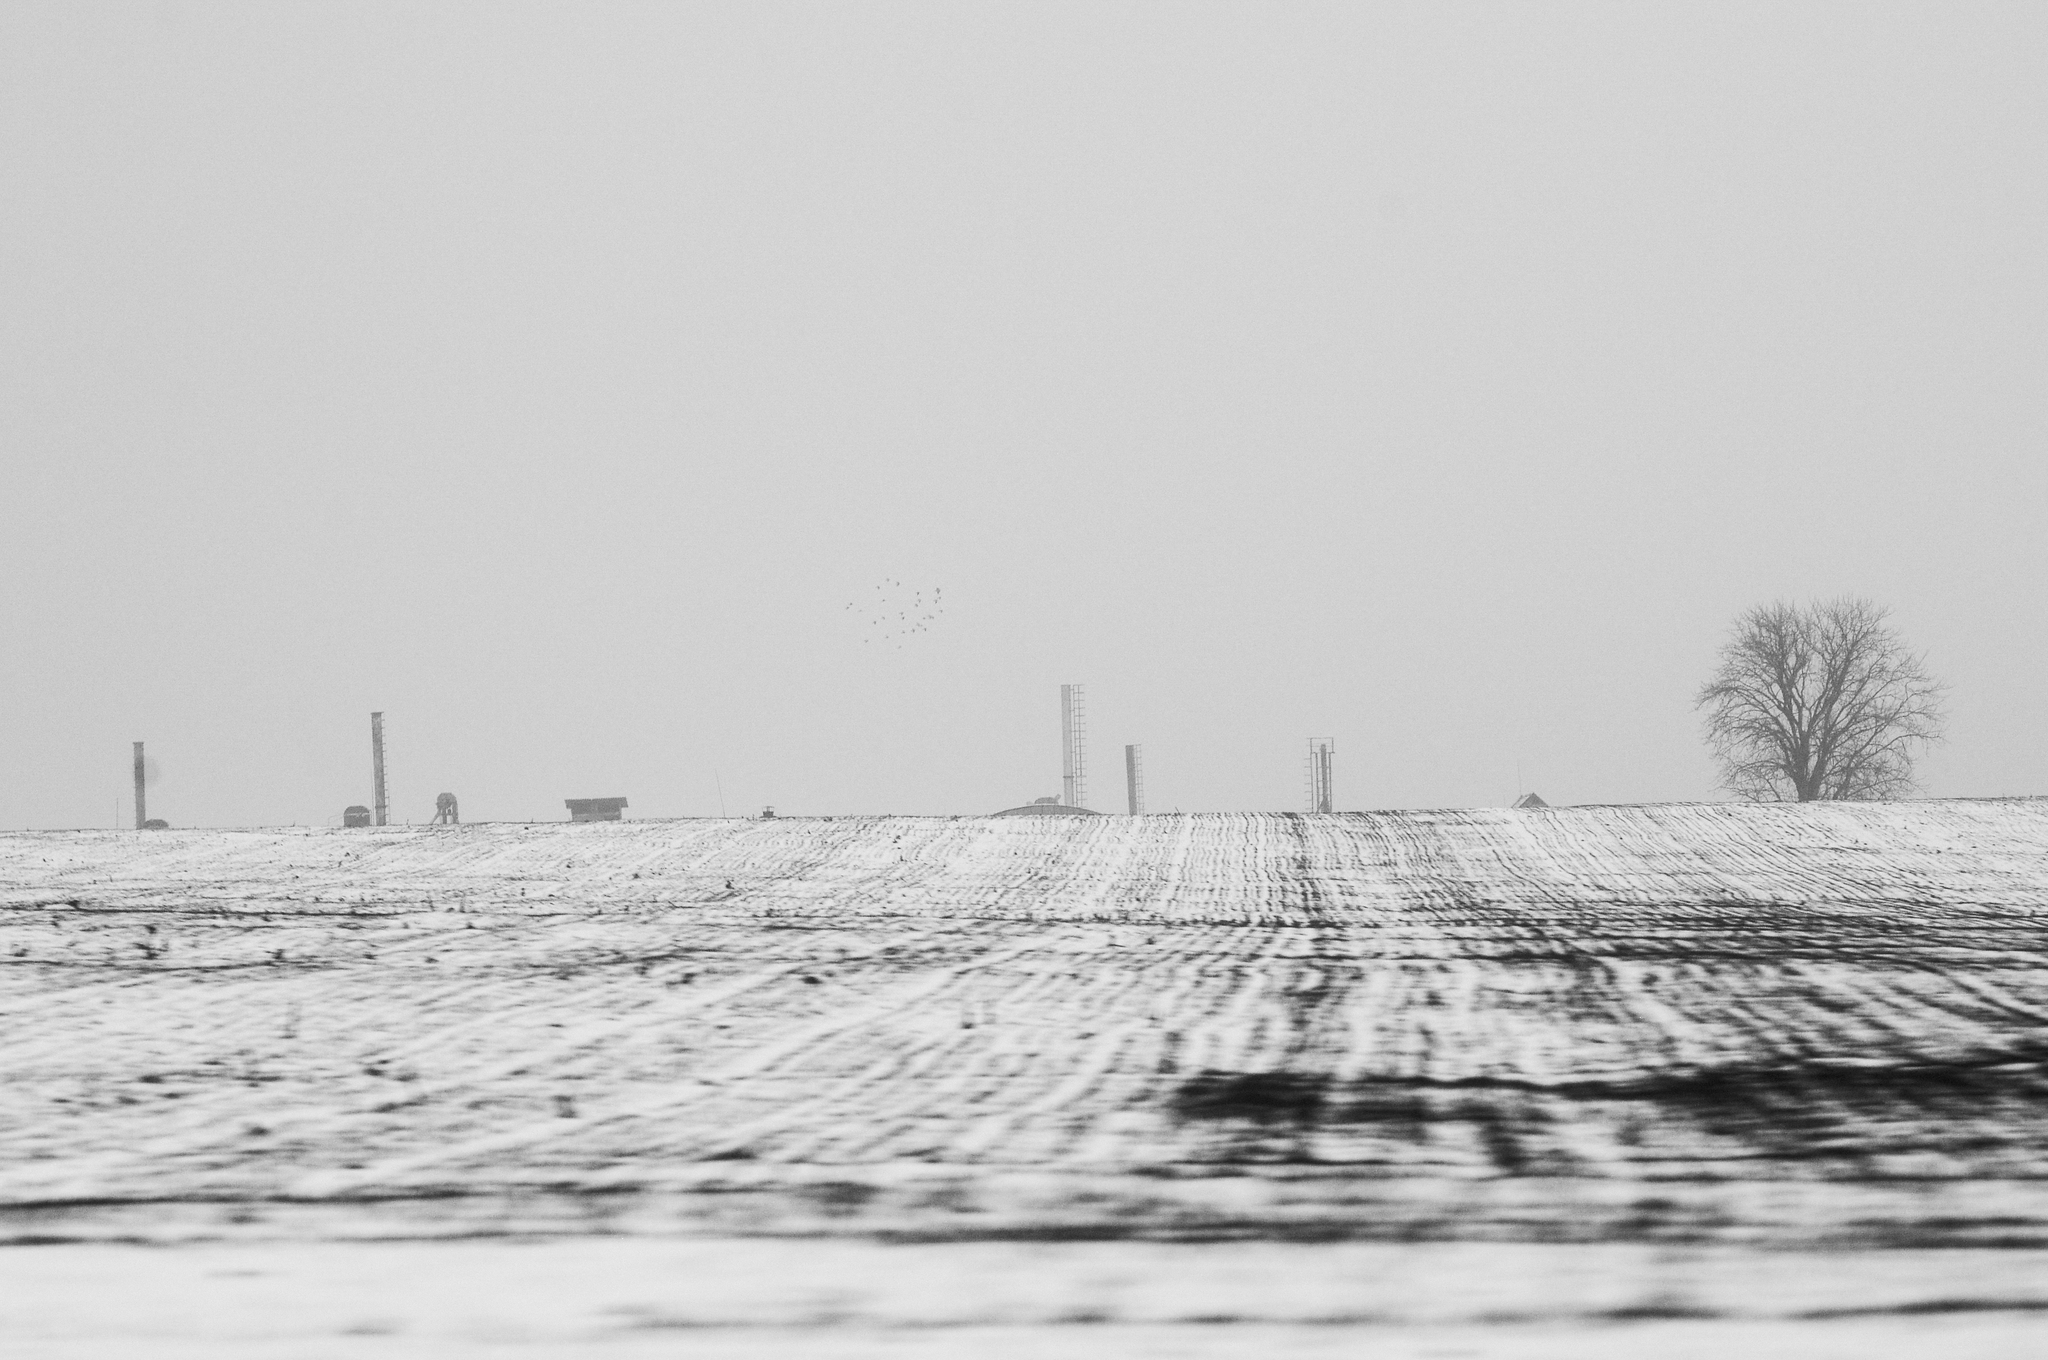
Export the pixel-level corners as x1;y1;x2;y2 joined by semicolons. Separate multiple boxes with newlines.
3;806;2045;1245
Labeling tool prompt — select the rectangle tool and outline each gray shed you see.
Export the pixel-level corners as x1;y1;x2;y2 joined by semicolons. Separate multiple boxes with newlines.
565;797;628;823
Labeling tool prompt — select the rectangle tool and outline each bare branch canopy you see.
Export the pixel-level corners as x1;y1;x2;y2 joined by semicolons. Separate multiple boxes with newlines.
1696;598;1946;802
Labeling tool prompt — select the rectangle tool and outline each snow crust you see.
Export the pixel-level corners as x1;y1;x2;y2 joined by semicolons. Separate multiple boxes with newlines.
4;803;2047;1351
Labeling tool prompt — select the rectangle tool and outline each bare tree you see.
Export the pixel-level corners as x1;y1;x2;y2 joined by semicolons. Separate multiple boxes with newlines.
1696;597;1945;802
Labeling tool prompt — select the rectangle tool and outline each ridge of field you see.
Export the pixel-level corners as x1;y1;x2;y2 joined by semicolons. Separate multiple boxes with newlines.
3;803;2047;1251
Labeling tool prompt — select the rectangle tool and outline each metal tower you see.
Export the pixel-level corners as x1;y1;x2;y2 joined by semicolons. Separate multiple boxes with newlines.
371;712;388;827
1060;684;1087;809
1125;743;1145;815
1306;738;1334;813
432;792;458;825
132;742;146;830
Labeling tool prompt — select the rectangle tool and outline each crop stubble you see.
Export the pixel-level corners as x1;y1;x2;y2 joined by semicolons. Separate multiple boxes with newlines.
2;803;2046;1248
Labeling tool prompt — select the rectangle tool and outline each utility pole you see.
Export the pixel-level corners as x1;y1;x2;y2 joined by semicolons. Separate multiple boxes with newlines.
371;712;388;827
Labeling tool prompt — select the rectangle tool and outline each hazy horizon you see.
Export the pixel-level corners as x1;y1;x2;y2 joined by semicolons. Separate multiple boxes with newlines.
4;4;2044;829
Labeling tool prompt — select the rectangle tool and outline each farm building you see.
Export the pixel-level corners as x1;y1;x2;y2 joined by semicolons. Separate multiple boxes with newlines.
564;797;628;823
991;797;1099;816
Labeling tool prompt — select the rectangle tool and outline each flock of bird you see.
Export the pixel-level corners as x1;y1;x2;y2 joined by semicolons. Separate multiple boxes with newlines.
846;580;944;648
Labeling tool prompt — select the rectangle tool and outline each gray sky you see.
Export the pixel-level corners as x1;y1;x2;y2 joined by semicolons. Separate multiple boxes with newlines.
3;3;2043;828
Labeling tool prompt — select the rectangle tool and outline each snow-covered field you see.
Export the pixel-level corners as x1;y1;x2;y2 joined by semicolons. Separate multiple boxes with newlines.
4;803;2047;1355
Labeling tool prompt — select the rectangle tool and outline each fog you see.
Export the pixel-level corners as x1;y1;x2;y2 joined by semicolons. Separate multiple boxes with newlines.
3;4;2042;827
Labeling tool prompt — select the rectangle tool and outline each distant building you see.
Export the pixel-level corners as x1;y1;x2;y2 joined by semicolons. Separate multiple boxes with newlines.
343;805;372;828
990;799;1099;817
1514;792;1549;809
565;797;628;823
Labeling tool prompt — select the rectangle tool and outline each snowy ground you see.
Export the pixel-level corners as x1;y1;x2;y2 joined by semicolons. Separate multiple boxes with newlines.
3;804;2047;1354
8;1238;2048;1358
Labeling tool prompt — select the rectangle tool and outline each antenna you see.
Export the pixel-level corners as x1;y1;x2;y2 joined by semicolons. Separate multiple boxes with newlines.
371;712;388;827
1125;743;1144;815
1060;684;1087;809
133;742;146;830
1306;738;1334;813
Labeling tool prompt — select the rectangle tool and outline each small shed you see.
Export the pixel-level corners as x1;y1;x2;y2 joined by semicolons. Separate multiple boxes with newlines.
1514;792;1549;809
343;805;372;828
565;797;628;823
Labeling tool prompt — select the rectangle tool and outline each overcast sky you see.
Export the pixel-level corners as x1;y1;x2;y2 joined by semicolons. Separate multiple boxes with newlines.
3;3;2043;828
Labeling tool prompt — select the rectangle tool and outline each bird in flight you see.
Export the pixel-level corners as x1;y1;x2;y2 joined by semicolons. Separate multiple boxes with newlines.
846;581;944;648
